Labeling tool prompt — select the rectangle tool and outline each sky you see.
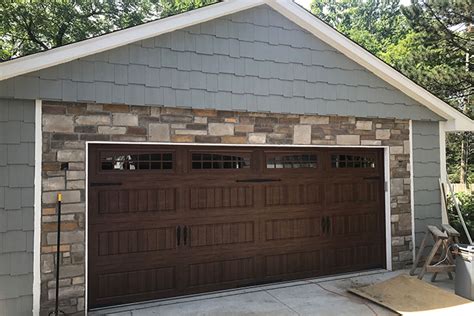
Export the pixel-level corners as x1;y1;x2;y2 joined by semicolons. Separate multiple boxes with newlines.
294;0;412;10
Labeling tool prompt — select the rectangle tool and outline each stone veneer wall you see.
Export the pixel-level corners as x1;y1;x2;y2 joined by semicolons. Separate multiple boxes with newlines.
40;101;411;314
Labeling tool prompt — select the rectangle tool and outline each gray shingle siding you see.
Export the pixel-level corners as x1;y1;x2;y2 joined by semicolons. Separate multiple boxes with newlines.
412;120;442;247
0;98;35;316
0;5;442;121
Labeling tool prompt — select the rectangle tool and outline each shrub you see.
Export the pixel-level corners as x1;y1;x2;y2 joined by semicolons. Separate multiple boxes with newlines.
447;192;474;244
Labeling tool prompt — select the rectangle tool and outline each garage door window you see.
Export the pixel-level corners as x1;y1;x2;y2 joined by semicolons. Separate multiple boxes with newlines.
331;154;375;168
101;152;173;170
266;154;317;169
191;153;250;169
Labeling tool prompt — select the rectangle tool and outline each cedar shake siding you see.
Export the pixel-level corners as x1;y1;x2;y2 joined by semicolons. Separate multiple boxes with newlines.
413;121;442;248
0;6;441;122
0;98;35;316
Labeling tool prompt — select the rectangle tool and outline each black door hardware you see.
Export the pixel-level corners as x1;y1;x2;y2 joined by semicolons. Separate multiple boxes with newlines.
236;178;282;183
176;226;181;246
90;182;122;187
183;226;188;246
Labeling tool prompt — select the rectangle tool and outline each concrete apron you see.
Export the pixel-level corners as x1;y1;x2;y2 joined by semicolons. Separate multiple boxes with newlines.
89;269;402;316
89;269;455;315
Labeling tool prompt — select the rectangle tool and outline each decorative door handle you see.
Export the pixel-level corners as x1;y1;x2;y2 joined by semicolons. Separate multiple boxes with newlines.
183;226;188;245
176;226;181;246
326;217;331;233
321;217;326;234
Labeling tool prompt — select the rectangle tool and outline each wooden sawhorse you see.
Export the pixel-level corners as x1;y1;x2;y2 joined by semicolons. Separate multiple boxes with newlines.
410;225;458;281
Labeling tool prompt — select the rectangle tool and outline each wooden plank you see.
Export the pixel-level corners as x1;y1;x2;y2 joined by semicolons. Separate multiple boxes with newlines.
349;274;474;315
426;265;455;273
427;225;448;239
410;227;429;275
418;238;442;279
441;224;460;237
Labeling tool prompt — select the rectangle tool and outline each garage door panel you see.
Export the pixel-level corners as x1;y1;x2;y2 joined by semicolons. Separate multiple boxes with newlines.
264;215;322;242
263;249;322;279
91;265;178;308
325;181;380;205
95;226;177;257
264;183;323;207
330;212;382;238
188;220;256;248
188;185;255;210
323;242;384;274
185;256;256;288
95;188;178;215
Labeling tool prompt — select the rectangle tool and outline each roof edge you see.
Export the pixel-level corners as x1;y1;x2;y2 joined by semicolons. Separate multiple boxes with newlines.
0;0;472;131
264;0;473;132
0;0;264;81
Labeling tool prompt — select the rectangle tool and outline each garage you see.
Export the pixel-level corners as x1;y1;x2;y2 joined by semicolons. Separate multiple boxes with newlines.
88;144;386;308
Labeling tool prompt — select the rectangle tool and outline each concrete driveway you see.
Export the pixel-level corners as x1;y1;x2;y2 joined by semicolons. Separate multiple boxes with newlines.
89;270;455;316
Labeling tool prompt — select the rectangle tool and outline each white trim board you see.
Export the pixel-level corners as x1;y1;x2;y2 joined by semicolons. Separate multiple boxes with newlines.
383;146;392;271
409;120;416;259
85;141;90;315
0;0;472;131
84;141;393;310
33;99;42;316
439;121;448;225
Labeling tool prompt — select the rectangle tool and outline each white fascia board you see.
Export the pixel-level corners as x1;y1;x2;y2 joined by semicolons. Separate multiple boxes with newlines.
0;0;263;81
445;114;474;132
265;0;474;132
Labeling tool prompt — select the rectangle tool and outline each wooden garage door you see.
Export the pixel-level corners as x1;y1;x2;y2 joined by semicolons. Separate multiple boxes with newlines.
88;145;386;308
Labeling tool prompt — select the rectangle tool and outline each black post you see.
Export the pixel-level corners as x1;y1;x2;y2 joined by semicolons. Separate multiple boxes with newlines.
54;193;62;316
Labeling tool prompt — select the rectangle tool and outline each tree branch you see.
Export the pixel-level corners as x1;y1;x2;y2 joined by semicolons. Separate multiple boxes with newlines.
17;11;49;50
421;1;471;54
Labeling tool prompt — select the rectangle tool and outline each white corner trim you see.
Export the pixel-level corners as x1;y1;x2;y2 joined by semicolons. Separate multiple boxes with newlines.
85;142;90;315
0;0;263;81
33;99;42;316
444;112;474;132
263;0;474;132
384;147;392;271
439;121;448;224
409;120;416;259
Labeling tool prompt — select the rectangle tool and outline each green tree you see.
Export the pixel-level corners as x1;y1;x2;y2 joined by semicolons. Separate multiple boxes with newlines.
311;0;410;56
160;0;217;18
0;0;218;61
402;0;473;184
311;0;474;184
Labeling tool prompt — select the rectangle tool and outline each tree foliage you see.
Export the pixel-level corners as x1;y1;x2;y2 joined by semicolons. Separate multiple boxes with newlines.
311;0;410;56
448;192;474;243
160;0;217;18
0;0;217;61
312;0;473;183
